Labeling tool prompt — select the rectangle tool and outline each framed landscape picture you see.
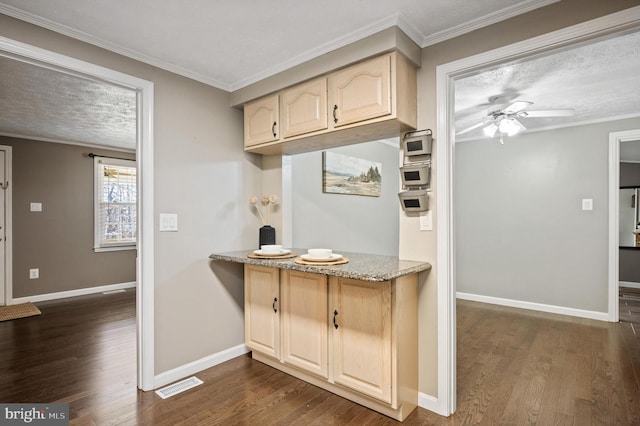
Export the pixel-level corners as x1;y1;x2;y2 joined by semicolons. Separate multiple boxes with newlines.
322;151;382;197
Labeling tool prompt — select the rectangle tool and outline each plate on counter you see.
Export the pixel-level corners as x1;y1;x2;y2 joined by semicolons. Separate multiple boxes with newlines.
253;249;292;256
300;253;343;262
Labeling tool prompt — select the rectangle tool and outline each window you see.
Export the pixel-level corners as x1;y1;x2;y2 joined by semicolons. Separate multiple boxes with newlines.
94;156;137;251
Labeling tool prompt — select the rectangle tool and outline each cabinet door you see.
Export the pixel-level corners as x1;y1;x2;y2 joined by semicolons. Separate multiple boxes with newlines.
331;277;392;403
328;55;391;128
244;94;279;147
244;264;280;358
281;77;328;138
281;271;328;378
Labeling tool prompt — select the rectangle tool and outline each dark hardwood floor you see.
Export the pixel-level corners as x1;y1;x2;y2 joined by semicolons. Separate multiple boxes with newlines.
1;290;639;425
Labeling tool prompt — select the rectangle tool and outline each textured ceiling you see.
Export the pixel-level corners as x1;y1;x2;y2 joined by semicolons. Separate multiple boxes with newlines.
0;56;137;150
454;30;640;141
0;0;558;91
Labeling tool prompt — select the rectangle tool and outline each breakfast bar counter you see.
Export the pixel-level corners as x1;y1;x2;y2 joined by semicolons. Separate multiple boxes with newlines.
208;249;431;282
209;248;429;421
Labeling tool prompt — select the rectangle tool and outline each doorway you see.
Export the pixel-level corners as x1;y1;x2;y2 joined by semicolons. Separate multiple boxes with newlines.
609;130;640;323
0;146;10;306
0;36;155;390
435;7;640;414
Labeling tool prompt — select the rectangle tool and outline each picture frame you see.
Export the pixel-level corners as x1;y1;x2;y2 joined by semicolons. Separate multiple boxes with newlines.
322;151;382;197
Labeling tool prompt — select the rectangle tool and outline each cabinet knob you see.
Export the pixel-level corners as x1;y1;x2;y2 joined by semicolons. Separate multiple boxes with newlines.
272;121;277;138
273;297;278;313
332;105;338;124
333;310;339;329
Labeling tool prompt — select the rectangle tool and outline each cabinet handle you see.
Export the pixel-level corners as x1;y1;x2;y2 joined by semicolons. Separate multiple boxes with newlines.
273;297;278;313
333;310;339;329
272;121;277;138
332;105;338;123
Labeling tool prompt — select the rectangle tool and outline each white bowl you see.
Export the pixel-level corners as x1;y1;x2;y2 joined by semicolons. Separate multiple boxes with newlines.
261;244;283;254
307;248;332;259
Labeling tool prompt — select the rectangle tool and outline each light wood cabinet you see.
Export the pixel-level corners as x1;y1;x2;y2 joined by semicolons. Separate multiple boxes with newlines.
243;94;279;147
244;264;280;358
243;52;417;155
328;54;391;128
244;265;418;421
281;77;328;138
331;277;392;403
281;270;328;378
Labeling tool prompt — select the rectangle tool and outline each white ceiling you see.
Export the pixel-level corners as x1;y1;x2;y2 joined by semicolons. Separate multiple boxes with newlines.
0;0;558;91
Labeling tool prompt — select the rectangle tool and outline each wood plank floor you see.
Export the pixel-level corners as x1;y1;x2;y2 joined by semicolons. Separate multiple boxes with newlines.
1;290;639;425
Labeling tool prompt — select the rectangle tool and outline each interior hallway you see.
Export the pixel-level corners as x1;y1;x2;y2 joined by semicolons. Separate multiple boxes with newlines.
1;290;638;424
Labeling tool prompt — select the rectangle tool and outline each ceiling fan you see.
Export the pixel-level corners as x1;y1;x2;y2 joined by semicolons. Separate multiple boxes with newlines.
456;98;575;139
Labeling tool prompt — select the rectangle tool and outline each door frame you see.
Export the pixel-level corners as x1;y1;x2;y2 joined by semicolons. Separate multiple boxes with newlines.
436;6;640;415
0;145;11;306
0;36;155;391
609;128;640;321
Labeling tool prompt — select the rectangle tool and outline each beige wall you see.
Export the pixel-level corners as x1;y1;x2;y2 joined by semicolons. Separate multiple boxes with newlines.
404;0;638;397
2;137;135;298
0;14;261;375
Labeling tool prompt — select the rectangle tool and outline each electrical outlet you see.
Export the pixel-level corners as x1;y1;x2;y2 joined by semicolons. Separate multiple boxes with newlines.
29;268;39;279
30;202;42;212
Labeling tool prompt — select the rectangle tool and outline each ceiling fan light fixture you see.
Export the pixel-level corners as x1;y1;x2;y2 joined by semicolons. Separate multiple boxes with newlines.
483;123;498;137
498;117;521;136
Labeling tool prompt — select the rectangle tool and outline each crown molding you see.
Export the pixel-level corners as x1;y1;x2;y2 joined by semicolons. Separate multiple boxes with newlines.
0;3;232;91
229;13;418;91
455;112;640;143
0;131;136;152
1;0;560;91
421;0;561;47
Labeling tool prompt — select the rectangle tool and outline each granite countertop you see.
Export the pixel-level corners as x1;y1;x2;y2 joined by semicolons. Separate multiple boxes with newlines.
209;249;431;282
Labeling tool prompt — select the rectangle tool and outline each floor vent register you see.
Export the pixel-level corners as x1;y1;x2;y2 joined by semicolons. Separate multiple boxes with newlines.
155;376;203;399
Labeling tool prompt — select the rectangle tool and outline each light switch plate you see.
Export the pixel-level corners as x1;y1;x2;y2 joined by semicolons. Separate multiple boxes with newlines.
159;213;178;232
582;198;593;211
30;202;42;212
420;211;433;231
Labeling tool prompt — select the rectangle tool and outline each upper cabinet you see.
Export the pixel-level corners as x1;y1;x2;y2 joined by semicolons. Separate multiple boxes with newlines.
244;94;279;147
329;55;391;128
281;77;328;139
243;52;417;155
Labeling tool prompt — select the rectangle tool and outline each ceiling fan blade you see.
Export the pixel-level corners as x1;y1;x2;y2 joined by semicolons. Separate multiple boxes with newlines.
512;118;526;131
456;121;486;135
521;109;575;117
503;101;533;114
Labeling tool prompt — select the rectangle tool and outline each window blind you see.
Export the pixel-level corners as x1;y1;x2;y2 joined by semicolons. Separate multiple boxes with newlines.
94;156;137;249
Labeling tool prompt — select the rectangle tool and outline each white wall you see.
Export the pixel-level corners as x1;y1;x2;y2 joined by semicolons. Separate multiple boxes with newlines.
455;117;640;313
290;139;400;255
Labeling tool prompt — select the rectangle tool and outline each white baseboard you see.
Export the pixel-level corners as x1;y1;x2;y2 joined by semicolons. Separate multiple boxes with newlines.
620;281;640;289
456;292;609;322
11;281;137;305
418;392;448;416
154;344;249;389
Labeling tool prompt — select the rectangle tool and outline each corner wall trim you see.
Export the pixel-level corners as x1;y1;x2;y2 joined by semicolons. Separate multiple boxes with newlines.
10;281;136;305
153;344;250;390
456;292;609;322
418;392;446;416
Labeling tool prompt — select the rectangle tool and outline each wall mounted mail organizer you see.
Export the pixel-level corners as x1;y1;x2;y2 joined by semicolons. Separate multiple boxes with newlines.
398;129;432;212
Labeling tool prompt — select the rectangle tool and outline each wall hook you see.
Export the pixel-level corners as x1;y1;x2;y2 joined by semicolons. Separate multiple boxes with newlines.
0;181;8;190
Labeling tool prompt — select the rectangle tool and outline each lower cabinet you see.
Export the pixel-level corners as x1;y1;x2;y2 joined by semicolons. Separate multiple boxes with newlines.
244;264;280;358
244;264;418;421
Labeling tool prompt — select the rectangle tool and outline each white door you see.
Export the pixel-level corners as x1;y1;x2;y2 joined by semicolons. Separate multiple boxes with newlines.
0;148;6;306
